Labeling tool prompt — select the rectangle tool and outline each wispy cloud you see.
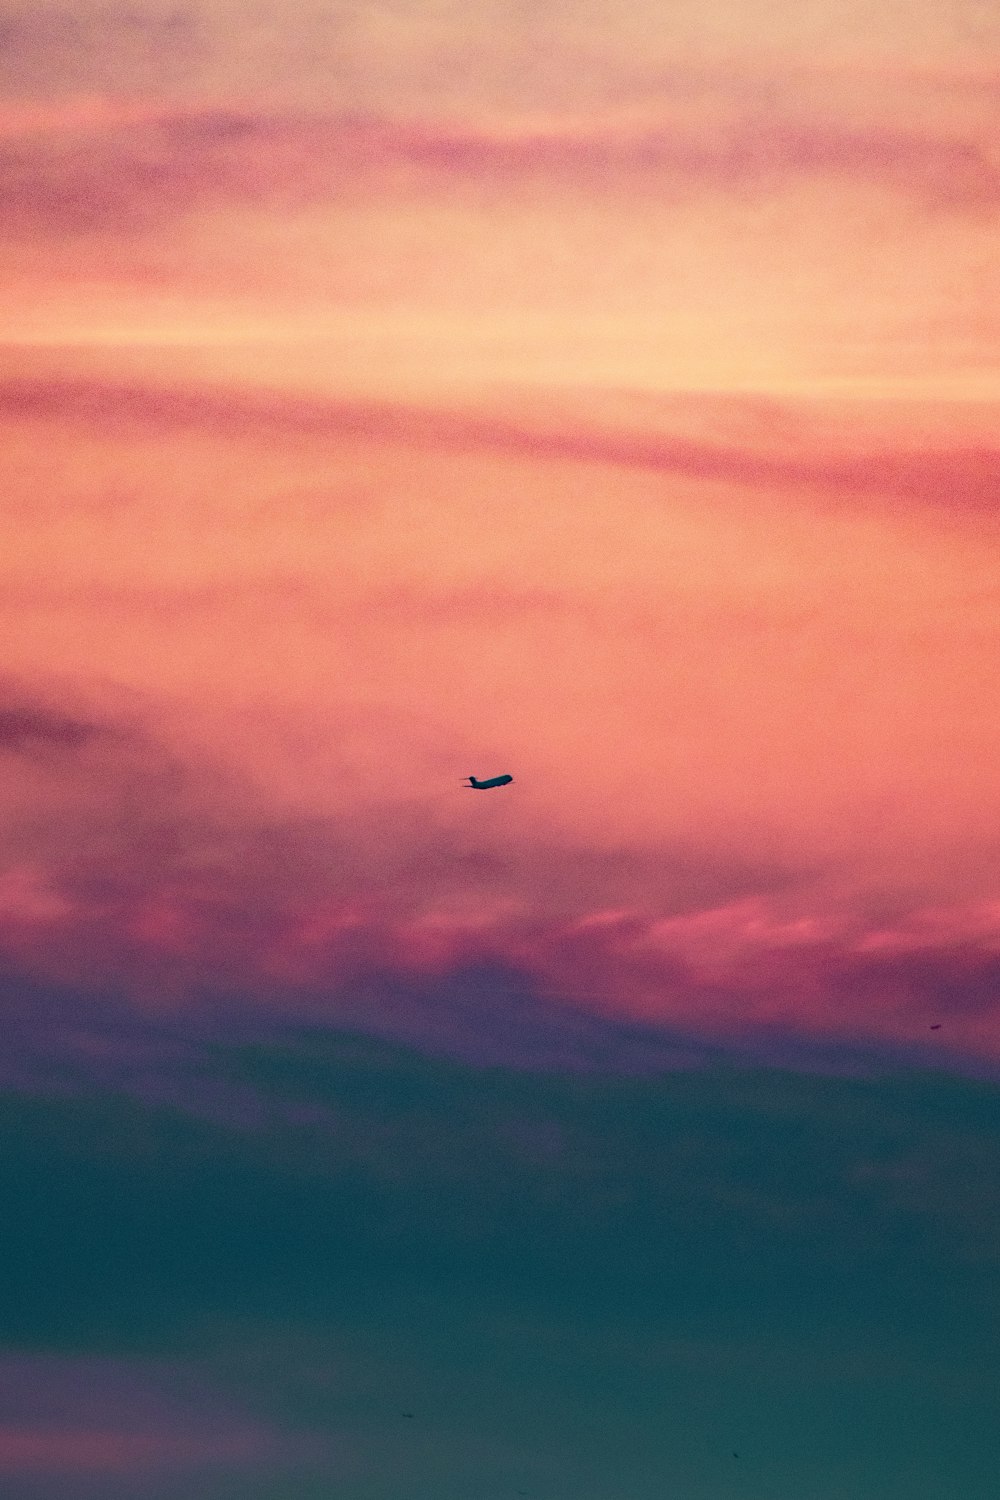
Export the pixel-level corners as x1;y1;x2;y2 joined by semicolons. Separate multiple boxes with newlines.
0;1353;320;1494
0;705;99;751
0;681;997;1069
2;374;999;511
4;101;1000;242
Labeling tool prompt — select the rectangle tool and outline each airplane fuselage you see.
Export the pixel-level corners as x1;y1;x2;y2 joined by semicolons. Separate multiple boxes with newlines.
468;774;513;789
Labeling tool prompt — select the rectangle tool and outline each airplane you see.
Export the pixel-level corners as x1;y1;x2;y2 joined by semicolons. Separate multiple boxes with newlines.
464;773;513;789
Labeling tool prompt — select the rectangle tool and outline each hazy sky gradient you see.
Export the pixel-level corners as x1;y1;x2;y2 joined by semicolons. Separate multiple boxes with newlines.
3;0;1000;1494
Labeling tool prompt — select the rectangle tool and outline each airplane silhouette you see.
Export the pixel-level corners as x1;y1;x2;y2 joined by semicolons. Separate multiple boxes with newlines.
464;773;513;789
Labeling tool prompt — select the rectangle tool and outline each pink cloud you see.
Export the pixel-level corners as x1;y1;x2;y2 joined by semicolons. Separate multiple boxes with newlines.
0;1425;271;1472
0;1353;318;1479
0;704;99;749
1;785;997;1062
3;99;1000;242
29;907;1000;1061
0;672;995;1070
1;374;998;511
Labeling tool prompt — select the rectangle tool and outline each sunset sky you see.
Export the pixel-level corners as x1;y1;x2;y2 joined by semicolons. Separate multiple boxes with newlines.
2;0;1000;1495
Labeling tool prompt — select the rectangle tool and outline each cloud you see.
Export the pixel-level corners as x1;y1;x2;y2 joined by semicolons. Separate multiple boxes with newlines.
0;678;997;1070
1;1042;998;1498
0;706;99;751
0;5;202;102
1;1031;999;1327
3;0;998;120
2;373;999;513
0;1353;319;1497
0;1426;264;1472
3;97;1000;242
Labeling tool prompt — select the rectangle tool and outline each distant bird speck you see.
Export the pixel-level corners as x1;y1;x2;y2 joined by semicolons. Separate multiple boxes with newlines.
464;773;513;789
930;1024;942;1030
